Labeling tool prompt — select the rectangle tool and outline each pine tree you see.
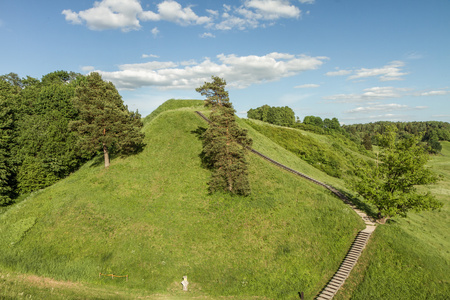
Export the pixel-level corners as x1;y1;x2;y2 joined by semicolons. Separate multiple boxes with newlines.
196;76;252;195
69;72;144;168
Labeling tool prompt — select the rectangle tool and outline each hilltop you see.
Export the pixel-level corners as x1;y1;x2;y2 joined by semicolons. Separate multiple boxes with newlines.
0;100;364;299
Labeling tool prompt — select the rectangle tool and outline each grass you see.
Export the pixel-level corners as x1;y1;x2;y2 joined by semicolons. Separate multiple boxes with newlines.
243;119;372;179
335;141;450;299
0;101;364;299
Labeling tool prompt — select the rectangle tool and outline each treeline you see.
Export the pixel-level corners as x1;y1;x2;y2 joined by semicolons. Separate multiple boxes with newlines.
247;105;295;127
247;105;343;135
343;121;450;153
247;104;450;154
0;71;143;206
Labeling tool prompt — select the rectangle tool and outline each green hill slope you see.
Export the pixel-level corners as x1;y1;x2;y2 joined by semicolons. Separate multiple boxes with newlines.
0;101;364;299
336;142;450;299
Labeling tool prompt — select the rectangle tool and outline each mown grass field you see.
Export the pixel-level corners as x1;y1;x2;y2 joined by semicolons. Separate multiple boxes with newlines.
0;100;364;299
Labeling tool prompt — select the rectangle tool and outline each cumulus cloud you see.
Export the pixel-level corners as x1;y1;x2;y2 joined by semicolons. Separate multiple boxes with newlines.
244;0;301;20
94;52;327;90
62;0;144;31
325;61;408;82
62;0;211;31
295;83;319;88
63;0;312;32
156;0;211;25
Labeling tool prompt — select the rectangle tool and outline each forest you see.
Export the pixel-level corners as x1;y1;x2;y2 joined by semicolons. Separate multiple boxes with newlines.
0;71;143;206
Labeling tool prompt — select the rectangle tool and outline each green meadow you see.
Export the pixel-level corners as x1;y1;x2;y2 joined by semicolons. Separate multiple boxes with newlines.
0;100;448;299
0;100;363;299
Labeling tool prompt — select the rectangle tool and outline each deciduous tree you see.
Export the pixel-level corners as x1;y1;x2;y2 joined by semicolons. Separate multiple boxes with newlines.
0;79;17;205
352;125;442;222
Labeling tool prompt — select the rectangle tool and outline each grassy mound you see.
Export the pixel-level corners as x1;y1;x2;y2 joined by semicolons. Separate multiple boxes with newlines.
0;101;364;299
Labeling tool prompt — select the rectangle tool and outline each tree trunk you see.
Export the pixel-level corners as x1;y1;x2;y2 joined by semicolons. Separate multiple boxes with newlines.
103;143;110;168
377;212;388;224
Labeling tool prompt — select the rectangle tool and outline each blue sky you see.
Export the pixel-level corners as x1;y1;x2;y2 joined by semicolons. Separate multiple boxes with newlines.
1;0;449;124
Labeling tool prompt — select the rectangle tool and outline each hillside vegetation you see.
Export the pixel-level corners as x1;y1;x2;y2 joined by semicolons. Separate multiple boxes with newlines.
0;100;364;299
239;118;449;299
336;141;450;299
244;118;372;180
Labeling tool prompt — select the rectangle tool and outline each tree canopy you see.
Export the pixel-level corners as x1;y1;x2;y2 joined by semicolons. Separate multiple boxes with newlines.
352;125;442;221
247;105;295;127
196;76;252;195
0;71;86;198
69;72;144;168
343;120;450;154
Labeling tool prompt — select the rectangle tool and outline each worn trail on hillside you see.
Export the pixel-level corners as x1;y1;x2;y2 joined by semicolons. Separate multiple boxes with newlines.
195;111;377;299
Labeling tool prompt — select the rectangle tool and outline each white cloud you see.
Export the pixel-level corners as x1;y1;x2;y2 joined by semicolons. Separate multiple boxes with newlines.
157;0;211;25
324;86;410;103
244;0;301;20
62;0;144;31
61;9;82;24
342;113;411;124
206;9;219;17
405;51;423;60
325;86;449;106
346;103;412;113
63;0;311;32
81;66;95;72
200;32;216;38
325;69;352;76
142;54;159;58
325;61;408;82
95;52;328;90
62;0;210;31
151;27;160;37
295;83;319;88
349;61;408;81
418;90;450;96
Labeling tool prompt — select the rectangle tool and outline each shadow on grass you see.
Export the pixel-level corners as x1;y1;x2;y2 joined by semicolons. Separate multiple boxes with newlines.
191;126;213;170
333;187;378;220
89;142;147;168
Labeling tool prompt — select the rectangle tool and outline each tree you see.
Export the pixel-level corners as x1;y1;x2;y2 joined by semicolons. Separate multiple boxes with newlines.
247;105;295;127
352;125;442;222
0;79;17;205
11;71;85;193
303;115;323;127
196;76;252;195
362;133;373;150
69;72;144;168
